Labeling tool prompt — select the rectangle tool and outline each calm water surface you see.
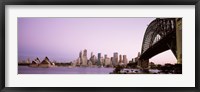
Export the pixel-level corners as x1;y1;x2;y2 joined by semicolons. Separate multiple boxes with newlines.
18;66;114;74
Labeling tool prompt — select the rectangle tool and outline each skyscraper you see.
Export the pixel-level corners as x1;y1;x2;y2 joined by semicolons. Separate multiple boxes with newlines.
79;51;83;64
91;52;93;58
87;60;93;67
119;54;122;63
104;54;111;67
136;52;142;68
80;49;88;66
97;53;101;66
90;52;96;65
103;54;108;66
111;57;113;66
113;52;118;66
83;49;87;57
123;55;128;65
104;54;107;59
79;51;82;58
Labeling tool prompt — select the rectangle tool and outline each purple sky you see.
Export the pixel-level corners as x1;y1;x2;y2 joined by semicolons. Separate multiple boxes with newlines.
18;18;176;64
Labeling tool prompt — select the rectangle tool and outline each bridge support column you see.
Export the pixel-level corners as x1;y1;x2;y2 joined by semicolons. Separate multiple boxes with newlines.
142;59;149;69
138;59;149;69
176;18;182;64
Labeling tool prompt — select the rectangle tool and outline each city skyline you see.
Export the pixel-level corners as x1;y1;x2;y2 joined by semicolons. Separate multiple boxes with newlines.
18;18;176;65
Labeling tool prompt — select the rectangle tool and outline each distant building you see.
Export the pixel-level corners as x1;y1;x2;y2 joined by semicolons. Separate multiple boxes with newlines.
113;52;118;66
83;49;87;57
104;54;107;59
110;57;113;66
91;52;93;58
90;54;97;65
79;51;83;64
119;55;122;63
87;60;93;67
76;57;81;66
102;54;107;66
34;57;40;64
82;49;88;66
123;55;128;65
104;55;111;67
40;57;50;64
79;49;88;66
97;53;101;66
135;52;141;67
30;57;40;67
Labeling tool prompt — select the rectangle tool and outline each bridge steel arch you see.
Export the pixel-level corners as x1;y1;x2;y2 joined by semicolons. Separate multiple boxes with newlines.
139;18;182;68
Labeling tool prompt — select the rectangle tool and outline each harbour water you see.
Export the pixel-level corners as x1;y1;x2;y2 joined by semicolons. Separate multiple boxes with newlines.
18;66;114;74
18;66;162;74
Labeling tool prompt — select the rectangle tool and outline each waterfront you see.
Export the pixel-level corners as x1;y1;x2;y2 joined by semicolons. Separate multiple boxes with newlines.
18;66;114;74
18;18;182;74
18;66;164;74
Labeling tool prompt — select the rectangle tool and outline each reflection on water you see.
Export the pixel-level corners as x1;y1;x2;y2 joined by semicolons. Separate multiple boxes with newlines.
18;66;114;74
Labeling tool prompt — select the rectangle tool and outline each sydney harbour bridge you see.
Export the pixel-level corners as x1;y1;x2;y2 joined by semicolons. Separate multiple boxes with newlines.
138;18;182;68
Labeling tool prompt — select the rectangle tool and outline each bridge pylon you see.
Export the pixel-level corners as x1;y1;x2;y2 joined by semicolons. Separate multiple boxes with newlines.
176;18;182;64
137;59;149;69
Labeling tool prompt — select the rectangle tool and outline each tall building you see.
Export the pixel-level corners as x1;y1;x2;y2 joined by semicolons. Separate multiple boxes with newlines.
103;54;108;66
104;54;107;59
123;55;128;65
90;52;93;58
113;52;118;66
111;57;113;66
80;49;88;66
119;54;122;63
136;52;142;68
79;51;82;58
90;52;97;65
87;60;93;67
97;53;101;66
104;55;111;67
83;49;87;57
79;51;83;64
